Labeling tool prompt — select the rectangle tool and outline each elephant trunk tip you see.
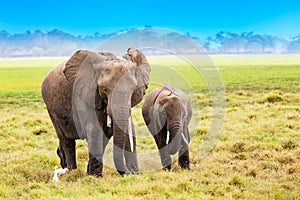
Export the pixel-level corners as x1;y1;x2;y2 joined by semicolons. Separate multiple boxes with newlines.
167;123;182;155
167;132;182;155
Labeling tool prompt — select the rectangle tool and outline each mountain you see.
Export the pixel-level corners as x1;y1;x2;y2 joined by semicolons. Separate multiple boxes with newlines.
0;28;299;57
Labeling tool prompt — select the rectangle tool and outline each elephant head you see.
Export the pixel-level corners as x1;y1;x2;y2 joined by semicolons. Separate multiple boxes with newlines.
61;48;150;175
157;86;190;155
142;84;192;169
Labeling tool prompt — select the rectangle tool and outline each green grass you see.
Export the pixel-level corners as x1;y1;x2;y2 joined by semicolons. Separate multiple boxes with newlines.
0;55;299;199
0;58;64;106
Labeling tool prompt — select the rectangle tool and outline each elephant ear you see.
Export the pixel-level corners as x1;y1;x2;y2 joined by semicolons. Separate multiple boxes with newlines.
123;47;147;66
63;50;115;83
63;50;90;82
122;48;151;106
131;60;151;106
136;63;150;86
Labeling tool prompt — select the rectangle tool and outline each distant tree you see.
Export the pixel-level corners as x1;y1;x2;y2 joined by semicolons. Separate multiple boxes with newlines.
288;35;300;53
0;29;299;57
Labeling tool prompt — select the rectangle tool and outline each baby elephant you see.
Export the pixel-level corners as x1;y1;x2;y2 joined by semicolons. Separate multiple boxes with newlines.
142;84;192;170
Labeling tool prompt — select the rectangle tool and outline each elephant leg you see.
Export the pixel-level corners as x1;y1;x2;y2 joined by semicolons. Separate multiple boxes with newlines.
178;147;190;170
56;146;66;168
154;125;172;170
58;138;77;169
113;123;130;175
89;126;112;176
98;110;113;152
91;120;113;176
124;119;139;174
86;124;104;177
103;123;113;152
87;153;103;177
49;113;76;169
178;126;190;170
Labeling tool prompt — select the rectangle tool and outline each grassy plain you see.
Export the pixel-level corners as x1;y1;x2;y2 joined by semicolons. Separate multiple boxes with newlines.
0;55;299;199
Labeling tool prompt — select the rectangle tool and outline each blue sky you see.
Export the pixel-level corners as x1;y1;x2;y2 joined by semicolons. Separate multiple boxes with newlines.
1;0;300;38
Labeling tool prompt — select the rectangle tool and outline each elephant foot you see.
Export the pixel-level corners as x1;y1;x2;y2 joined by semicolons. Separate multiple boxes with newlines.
87;156;103;177
179;155;190;170
160;153;172;171
88;172;103;178
117;170;128;176
87;163;103;177
129;169;140;174
57;139;77;169
128;168;140;175
163;164;172;171
126;162;140;175
118;169;139;176
57;147;67;168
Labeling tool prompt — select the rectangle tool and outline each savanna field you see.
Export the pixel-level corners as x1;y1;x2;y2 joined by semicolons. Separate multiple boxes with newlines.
0;55;299;199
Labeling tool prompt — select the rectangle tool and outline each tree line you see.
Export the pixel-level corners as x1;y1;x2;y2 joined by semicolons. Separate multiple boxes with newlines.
0;28;299;57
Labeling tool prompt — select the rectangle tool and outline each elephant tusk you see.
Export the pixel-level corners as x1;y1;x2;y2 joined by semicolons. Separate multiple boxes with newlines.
107;115;112;127
166;131;170;145
128;116;134;152
182;132;189;145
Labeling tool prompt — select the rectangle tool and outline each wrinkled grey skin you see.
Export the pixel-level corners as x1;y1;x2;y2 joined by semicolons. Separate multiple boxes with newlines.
42;48;150;177
142;84;192;170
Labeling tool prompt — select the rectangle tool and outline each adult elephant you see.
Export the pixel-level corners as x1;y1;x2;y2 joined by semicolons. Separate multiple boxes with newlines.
142;84;192;170
42;48;150;177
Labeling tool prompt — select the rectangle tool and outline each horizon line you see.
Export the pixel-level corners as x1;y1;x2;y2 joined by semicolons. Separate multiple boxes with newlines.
1;28;299;39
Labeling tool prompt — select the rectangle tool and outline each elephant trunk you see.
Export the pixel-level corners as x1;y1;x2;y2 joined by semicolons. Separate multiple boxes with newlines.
113;118;129;174
167;122;183;155
109;92;132;175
